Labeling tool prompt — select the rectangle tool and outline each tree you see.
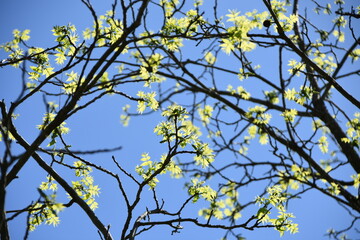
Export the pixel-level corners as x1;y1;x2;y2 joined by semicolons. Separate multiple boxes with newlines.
0;0;359;239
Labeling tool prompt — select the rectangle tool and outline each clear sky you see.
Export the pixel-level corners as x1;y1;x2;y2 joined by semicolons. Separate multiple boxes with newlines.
0;0;359;240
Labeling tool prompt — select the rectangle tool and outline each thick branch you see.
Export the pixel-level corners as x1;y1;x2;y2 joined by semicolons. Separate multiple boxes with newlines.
3;109;113;240
263;0;360;109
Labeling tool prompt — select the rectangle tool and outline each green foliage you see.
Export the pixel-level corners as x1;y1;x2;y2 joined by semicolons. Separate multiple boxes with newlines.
199;182;241;221
136;104;214;188
72;161;100;210
278;164;312;190
28;177;63;231
28;197;64;231
120;104;131;127
36;103;69;147
204;52;216;65
136;91;159;113
222;9;268;54
284;86;316;105
1;0;359;239
62;71;85;94
255;185;298;236
135;152;161;188
28;161;101;232
264;90;279;104
245;105;272;126
341;112;360;148
0;29;30;67
351;174;360;189
198;105;213;125
155;105;198;144
280;109;298;123
188;178;216;203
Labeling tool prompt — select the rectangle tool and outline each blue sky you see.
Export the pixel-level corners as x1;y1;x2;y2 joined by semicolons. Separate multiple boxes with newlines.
1;0;359;239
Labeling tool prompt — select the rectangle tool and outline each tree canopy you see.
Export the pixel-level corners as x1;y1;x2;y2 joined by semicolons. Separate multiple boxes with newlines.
0;0;359;239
